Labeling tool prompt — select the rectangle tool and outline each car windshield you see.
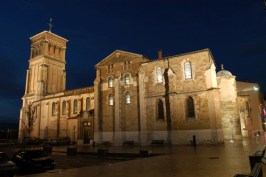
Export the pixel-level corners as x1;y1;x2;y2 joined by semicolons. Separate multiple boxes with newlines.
0;153;9;162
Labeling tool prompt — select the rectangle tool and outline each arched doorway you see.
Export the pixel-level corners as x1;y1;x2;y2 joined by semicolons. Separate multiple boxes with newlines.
83;121;92;144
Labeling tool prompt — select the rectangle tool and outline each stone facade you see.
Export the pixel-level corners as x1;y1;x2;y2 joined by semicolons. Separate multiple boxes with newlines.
92;49;225;145
237;81;265;136
19;31;264;145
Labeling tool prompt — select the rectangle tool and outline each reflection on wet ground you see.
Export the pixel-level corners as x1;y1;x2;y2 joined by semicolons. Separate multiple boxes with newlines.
1;137;266;177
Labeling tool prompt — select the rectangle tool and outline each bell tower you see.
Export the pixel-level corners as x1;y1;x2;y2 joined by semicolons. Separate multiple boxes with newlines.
24;30;68;99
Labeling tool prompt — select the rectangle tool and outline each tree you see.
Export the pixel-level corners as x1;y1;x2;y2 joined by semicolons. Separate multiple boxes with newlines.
24;102;38;137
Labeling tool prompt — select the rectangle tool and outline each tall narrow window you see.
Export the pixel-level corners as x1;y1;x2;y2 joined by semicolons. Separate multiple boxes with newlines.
125;74;130;85
86;97;91;111
124;61;131;70
107;64;114;73
184;61;192;80
73;99;78;113
157;99;164;120
125;91;131;104
62;101;66;115
108;94;114;105
156;67;163;83
108;77;113;88
52;102;56;116
187;96;195;118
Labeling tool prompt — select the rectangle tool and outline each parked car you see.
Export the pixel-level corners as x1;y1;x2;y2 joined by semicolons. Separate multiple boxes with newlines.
12;149;55;172
0;152;17;177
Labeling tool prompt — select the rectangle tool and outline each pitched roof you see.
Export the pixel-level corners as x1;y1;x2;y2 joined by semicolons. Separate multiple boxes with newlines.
95;50;146;67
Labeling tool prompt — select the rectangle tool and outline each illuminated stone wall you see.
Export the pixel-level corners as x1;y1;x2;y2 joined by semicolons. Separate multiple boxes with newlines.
217;75;241;140
94;49;223;145
20;30;262;146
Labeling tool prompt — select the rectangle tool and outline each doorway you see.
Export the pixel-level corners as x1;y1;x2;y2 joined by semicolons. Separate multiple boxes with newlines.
83;122;92;144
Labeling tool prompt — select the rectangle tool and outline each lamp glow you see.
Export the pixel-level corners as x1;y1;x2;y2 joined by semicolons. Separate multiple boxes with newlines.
253;86;259;91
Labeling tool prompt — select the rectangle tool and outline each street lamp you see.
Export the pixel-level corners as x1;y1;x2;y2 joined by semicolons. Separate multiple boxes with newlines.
87;109;95;146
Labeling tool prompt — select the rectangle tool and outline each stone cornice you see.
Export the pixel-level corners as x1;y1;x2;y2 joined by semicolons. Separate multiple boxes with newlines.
30;30;68;43
29;55;66;64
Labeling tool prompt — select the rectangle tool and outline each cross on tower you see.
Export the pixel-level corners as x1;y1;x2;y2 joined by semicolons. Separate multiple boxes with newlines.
48;18;53;32
221;64;224;70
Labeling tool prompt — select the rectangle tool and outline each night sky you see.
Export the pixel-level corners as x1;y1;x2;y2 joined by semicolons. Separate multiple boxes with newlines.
0;0;265;122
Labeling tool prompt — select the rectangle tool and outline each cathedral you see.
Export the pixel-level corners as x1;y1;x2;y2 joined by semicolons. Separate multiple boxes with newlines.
18;30;264;145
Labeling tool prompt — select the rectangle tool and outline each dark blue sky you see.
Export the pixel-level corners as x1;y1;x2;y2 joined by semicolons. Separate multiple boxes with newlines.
0;0;265;121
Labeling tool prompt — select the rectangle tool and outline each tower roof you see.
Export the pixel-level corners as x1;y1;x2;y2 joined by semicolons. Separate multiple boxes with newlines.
30;30;68;43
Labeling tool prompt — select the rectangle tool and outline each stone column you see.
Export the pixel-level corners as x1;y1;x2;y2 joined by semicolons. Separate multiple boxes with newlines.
114;74;121;145
93;69;102;143
25;70;30;94
138;70;147;145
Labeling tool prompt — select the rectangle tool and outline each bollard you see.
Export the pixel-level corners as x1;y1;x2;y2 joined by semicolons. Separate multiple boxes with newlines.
192;135;196;146
140;149;150;158
97;148;108;157
67;147;77;156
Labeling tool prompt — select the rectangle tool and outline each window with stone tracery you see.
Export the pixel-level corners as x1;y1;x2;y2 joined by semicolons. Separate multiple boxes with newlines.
184;61;192;80
108;77;113;88
108;94;114;105
125;91;131;104
156;67;163;83
124;74;130;85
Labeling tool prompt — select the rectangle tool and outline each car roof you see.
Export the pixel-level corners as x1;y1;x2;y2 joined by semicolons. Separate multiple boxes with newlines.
18;149;43;152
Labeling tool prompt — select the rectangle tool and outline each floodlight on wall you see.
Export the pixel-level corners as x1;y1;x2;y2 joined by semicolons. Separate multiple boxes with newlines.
253;86;259;91
241;85;260;92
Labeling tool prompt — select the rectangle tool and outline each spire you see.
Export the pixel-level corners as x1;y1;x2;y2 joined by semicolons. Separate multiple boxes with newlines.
48;18;53;32
221;64;224;70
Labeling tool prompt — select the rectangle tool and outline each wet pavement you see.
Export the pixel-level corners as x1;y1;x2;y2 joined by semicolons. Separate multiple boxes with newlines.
16;138;266;177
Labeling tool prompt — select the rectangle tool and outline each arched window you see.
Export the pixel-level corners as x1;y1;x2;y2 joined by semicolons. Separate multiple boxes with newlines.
124;74;130;85
62;101;66;115
73;99;78;113
125;91;131;104
108;77;113;88
52;102;56;116
86;97;91;111
184;61;192;80
157;99;164;120
108;94;114;105
156;67;163;83
187;96;195;118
